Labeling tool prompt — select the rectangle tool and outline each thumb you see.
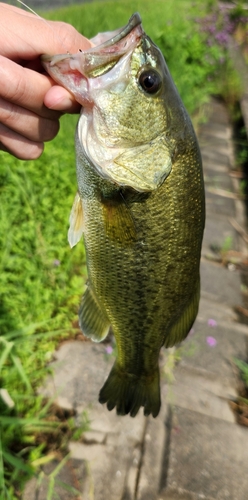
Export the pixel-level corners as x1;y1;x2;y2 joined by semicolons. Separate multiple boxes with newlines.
44;85;81;112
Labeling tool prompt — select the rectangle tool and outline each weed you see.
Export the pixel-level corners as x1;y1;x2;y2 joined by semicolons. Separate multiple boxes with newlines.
195;1;246;109
221;235;234;254
230;358;248;426
1;0;245;495
234;358;248;386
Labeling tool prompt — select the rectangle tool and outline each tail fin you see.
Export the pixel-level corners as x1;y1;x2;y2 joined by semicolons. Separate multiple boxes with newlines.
98;362;161;418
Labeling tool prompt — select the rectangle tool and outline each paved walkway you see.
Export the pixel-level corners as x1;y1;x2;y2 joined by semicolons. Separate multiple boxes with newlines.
24;98;248;500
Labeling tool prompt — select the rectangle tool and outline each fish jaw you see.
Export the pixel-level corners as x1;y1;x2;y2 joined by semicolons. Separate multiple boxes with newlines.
41;13;144;107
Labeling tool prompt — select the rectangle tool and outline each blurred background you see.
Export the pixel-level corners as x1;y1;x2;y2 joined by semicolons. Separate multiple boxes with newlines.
1;1;248;498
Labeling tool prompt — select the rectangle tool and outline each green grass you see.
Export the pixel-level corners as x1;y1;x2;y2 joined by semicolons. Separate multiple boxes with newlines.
1;0;243;496
1;114;86;334
0;113;88;497
234;358;248;386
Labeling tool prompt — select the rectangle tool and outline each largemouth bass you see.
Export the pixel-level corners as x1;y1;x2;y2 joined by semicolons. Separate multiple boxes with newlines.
42;13;205;418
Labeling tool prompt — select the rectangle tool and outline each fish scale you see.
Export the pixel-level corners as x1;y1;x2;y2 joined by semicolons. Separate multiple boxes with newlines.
42;13;205;417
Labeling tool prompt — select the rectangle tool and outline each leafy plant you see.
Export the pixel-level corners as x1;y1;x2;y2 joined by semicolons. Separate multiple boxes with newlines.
232;358;248;426
0;323;69;495
195;2;245;109
34;454;82;500
234;358;248;386
2;0;246;496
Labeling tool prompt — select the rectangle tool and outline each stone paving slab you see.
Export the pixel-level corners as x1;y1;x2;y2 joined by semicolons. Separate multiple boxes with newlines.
40;341;111;409
165;406;248;500
171;365;236;423
23;458;86;500
205;189;236;216
87;403;146;442
202;100;230;126
202;215;236;255
35;340;150;500
204;170;234;191
39;340;147;440
198;293;238;324
159;491;215;500
199;137;231;157
200;142;233;161
200;259;241;306
199;121;232;140
180;312;247;384
24;96;248;500
68;437;135;500
136;402;169;500
201;161;229;174
201;149;232;169
199;132;230;145
199;128;232;142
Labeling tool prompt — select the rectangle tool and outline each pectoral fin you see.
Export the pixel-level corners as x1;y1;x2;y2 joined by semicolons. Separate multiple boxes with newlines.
101;193;136;245
79;287;110;342
68;192;84;248
164;279;200;347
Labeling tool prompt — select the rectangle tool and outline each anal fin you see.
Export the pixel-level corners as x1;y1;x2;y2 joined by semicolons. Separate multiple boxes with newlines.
79;287;110;342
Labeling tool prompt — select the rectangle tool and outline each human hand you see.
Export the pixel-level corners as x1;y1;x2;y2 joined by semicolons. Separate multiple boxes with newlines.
0;3;91;159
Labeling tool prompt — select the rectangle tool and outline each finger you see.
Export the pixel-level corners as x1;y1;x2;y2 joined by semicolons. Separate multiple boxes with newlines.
0;96;60;143
0;6;91;60
44;85;81;112
0;55;61;119
0;123;44;160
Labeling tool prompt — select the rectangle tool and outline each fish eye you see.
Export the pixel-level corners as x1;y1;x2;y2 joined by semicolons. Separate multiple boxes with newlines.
138;69;162;95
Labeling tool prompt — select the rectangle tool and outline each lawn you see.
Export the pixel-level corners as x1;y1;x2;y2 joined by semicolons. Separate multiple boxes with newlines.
0;0;242;497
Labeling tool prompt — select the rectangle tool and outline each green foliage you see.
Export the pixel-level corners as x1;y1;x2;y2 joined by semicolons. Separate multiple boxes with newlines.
0;114;86;334
0;114;87;496
234;358;248;386
1;0;244;496
217;61;243;110
195;2;245;109
0;323;69;495
230;1;248;21
221;236;234;254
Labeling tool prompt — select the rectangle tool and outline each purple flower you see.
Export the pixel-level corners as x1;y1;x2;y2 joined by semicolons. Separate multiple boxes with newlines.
208;318;217;327
53;259;61;267
105;345;113;355
225;22;235;34
206;336;217;347
208;25;216;35
215;31;229;46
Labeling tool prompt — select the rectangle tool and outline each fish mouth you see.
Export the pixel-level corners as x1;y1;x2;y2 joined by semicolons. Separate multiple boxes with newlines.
41;13;143;101
80;12;143;78
90;12;142;50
